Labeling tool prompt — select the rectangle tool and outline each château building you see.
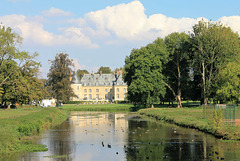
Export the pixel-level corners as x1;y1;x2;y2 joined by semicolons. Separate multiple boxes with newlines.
71;71;127;102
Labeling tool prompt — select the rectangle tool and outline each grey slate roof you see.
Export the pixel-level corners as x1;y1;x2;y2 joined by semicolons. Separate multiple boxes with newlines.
81;74;116;86
114;74;127;86
72;73;127;86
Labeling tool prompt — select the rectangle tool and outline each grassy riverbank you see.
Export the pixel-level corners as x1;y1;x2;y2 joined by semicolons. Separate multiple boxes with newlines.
0;107;68;156
138;107;240;140
60;103;132;111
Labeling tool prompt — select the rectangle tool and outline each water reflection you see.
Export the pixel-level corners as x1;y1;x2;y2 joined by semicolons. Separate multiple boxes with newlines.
17;112;240;161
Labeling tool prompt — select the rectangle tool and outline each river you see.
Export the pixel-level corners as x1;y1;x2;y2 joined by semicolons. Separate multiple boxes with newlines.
16;112;240;161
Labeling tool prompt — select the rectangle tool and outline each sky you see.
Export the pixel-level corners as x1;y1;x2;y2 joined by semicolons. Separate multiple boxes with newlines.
1;0;240;78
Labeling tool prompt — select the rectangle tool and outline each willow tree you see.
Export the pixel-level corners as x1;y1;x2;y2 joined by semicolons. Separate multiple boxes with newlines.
124;38;169;108
164;32;190;108
191;20;240;105
47;53;76;105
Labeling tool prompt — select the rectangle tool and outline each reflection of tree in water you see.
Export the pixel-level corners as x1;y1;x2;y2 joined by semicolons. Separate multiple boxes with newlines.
49;119;73;161
126;119;165;161
125;117;224;161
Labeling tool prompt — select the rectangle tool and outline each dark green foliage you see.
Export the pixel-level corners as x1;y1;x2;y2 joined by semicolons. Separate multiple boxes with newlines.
96;66;112;74
164;32;191;108
47;53;76;105
77;69;89;79
124;38;168;108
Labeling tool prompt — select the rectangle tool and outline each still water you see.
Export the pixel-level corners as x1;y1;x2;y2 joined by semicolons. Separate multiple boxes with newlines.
17;112;240;161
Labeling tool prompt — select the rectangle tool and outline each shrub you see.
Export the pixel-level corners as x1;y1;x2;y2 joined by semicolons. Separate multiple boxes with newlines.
208;109;223;133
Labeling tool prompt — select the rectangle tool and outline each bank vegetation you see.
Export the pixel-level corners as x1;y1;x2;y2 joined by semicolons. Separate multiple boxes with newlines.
0;107;68;157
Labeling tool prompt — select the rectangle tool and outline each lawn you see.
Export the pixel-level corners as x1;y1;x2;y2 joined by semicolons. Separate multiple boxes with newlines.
0;107;42;119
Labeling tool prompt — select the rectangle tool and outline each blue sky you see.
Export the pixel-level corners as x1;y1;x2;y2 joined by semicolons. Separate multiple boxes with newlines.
1;0;240;78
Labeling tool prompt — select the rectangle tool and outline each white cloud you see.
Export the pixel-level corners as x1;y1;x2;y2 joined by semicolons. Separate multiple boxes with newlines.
42;7;72;17
2;1;240;49
218;16;240;34
0;14;98;48
85;1;148;39
72;59;98;73
82;1;201;41
82;1;240;41
72;58;82;71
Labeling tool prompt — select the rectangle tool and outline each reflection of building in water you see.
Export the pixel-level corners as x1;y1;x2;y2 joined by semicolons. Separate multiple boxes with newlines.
69;112;128;144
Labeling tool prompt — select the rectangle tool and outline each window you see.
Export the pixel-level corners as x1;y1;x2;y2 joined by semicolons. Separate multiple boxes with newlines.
89;94;92;99
77;94;79;98
89;89;92;93
110;89;112;92
117;88;119;92
105;89;107;92
96;94;99;99
117;94;119;99
84;94;87;99
77;86;79;90
124;88;126;93
96;89;99;93
105;94;108;99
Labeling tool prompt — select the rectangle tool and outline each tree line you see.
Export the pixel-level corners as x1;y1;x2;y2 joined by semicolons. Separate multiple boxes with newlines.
124;20;240;108
0;26;123;107
1;20;240;108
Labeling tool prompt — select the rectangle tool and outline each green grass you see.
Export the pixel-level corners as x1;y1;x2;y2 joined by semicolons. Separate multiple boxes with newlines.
0;107;68;155
138;107;240;140
60;103;133;112
0;107;42;119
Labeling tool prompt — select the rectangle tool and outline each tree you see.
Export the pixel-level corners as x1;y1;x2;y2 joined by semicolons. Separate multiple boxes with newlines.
0;25;47;107
164;32;190;108
15;56;49;105
77;69;89;80
47;53;76;105
96;66;112;74
216;60;240;104
190;20;240;105
124;38;169;108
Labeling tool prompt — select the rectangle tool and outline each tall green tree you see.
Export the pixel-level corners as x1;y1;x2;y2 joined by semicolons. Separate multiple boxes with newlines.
124;38;169;107
0;25;47;107
190;20;240;105
77;69;89;80
96;66;112;74
164;32;190;108
47;53;76;105
0;25;31;86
